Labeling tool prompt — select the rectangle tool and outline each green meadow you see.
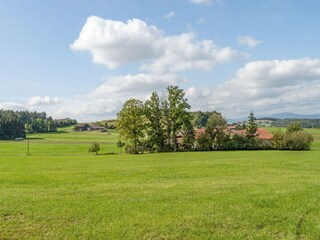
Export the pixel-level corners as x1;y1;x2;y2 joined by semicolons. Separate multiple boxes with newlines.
1;129;320;239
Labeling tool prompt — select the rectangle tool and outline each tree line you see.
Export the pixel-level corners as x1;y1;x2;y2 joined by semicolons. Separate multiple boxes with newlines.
116;86;314;154
0;110;77;139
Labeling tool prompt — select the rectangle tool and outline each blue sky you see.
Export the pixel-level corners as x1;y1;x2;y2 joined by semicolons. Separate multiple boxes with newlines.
1;0;320;121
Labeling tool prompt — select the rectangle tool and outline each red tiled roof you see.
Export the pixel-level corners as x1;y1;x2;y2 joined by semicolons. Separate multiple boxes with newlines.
195;128;206;139
232;128;273;140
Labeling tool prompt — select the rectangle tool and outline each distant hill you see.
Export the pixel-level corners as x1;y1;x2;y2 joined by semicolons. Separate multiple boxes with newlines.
227;112;320;123
262;112;320;119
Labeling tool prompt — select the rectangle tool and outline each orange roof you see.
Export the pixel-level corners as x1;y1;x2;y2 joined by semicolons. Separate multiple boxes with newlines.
195;128;206;139
232;128;273;140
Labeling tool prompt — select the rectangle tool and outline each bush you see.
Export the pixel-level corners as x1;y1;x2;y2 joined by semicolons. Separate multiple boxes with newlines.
285;131;314;150
88;141;100;155
272;127;314;150
195;133;212;151
272;130;286;150
220;134;262;150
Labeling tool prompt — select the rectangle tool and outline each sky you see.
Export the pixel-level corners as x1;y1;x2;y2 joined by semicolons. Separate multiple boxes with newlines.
0;0;320;121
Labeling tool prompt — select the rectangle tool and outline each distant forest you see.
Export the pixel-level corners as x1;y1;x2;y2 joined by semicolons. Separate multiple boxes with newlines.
271;119;320;128
0;110;77;140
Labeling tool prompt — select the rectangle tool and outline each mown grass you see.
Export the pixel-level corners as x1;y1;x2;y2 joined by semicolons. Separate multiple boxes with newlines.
0;129;119;155
0;129;320;239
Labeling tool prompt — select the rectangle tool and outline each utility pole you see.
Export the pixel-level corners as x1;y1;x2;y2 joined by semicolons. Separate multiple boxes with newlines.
27;138;30;155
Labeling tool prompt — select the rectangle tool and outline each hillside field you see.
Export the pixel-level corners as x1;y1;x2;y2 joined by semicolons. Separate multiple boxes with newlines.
0;128;320;239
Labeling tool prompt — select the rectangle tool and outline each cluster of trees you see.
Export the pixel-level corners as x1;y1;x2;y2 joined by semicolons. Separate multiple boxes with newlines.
54;118;77;128
0;110;78;140
272;122;314;150
17;111;57;133
117;86;193;153
117;86;265;153
0;110;26;139
271;118;320;128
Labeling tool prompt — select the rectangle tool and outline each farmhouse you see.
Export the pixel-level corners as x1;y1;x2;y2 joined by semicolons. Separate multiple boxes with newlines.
74;123;107;132
74;123;90;131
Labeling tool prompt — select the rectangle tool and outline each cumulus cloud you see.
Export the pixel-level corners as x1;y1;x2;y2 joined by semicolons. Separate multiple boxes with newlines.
71;16;244;73
90;73;184;98
27;96;62;106
164;11;176;19
237;35;262;48
54;73;184;121
186;58;320;117
0;102;27;111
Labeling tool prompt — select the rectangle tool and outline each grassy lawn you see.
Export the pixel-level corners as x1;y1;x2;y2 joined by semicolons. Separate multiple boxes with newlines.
0;129;320;239
0;129;119;155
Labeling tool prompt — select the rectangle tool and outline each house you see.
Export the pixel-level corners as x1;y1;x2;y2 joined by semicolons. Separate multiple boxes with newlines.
88;124;107;131
74;123;90;131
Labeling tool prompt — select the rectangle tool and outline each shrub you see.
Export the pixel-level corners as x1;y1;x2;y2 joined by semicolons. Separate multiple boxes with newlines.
88;141;100;155
272;130;286;150
195;133;212;151
285;131;314;150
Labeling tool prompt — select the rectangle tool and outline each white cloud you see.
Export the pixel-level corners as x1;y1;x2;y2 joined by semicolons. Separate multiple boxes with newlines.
0;102;27;111
90;73;184;98
27;96;62;106
186;58;320;117
71;16;244;73
190;0;212;5
164;11;176;19
54;73;184;121
237;35;262;48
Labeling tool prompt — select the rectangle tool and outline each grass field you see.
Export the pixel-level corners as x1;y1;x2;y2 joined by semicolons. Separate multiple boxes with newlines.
0;129;320;239
0;128;119;155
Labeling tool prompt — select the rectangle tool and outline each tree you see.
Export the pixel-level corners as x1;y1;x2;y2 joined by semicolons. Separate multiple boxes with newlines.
88;141;100;155
286;121;303;134
117;99;146;154
166;86;191;151
145;92;166;152
117;140;125;154
205;112;227;149
181;116;195;150
246;111;258;138
272;129;286;150
195;133;212;151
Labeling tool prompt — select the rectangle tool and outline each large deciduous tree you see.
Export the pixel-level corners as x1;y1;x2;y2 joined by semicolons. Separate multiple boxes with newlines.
205;112;227;149
166;86;191;151
145;92;166;152
117;99;146;154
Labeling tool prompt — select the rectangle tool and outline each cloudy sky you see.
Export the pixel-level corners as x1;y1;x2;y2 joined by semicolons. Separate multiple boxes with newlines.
1;0;320;121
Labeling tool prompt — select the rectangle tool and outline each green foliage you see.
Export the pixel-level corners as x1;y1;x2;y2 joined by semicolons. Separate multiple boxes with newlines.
54;118;77;128
285;131;314;150
145;92;166;152
166;86;191;151
195;133;212;151
181;118;195;151
286;121;303;134
117;99;146;154
0;110;26;139
221;134;261;150
271;118;320;128
88;141;100;154
272;129;286;150
245;111;258;138
205;112;227;149
117;140;125;154
272;123;314;150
